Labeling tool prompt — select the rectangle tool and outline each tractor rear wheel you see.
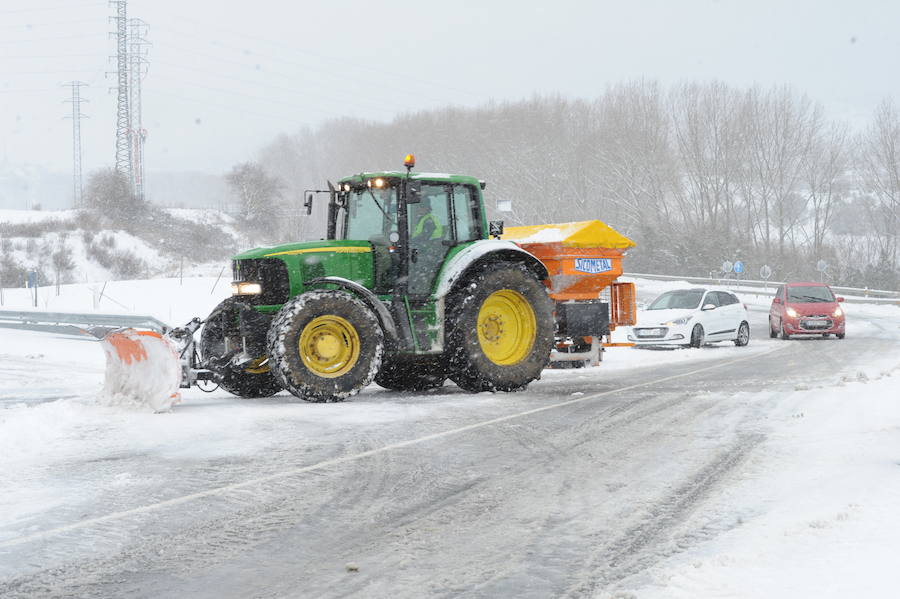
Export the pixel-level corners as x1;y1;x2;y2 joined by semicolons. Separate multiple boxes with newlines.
200;297;282;398
375;357;447;392
267;290;384;402
446;263;554;393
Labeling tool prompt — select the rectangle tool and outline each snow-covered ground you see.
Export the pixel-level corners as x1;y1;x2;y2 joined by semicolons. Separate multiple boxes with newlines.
1;275;899;597
633;367;900;599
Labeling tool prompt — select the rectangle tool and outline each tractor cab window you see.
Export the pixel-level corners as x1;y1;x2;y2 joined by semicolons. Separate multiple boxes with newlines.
342;187;398;245
409;184;452;242
452;184;480;241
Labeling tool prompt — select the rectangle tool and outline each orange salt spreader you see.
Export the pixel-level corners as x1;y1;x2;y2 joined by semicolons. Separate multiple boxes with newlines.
502;220;637;366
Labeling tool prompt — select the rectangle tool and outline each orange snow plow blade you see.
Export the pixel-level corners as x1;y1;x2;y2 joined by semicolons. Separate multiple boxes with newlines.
100;329;182;412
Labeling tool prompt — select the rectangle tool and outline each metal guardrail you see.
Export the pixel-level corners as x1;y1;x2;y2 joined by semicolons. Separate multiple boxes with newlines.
623;273;900;305
0;310;171;336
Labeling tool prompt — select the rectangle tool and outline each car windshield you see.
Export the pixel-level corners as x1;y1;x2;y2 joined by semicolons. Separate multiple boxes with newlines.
787;286;835;303
647;289;705;310
342;187;399;244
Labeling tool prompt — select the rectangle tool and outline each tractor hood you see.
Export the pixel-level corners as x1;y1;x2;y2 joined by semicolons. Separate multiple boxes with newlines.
232;240;372;261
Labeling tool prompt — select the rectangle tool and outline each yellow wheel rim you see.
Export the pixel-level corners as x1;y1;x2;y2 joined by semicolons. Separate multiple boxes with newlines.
477;289;537;366
245;356;270;375
299;315;361;378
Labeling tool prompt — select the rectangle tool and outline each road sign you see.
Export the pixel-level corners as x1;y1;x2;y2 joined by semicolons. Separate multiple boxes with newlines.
722;260;733;273
733;261;745;274
760;264;772;280
816;259;828;272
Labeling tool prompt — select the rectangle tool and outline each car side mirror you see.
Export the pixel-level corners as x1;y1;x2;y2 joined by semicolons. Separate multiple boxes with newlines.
702;303;716;311
836;296;844;303
773;297;781;304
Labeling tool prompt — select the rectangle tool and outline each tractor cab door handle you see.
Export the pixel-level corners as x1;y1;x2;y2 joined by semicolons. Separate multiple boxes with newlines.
410;248;419;263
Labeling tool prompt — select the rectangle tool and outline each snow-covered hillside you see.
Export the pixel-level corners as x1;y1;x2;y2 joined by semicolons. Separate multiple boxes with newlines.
0;208;240;286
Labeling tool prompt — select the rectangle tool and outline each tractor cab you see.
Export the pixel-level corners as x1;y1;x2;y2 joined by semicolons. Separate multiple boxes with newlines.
331;157;488;297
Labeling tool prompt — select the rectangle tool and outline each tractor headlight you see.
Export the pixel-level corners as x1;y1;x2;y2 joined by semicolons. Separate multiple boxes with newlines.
786;307;799;318
231;282;262;295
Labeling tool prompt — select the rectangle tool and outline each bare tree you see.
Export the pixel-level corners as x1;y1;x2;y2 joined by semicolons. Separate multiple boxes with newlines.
83;167;144;227
857;98;900;270
226;162;286;237
670;81;745;248
739;86;823;262
803;121;849;259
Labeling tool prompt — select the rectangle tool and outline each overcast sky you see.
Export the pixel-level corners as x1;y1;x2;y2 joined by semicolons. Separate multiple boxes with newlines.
1;0;897;177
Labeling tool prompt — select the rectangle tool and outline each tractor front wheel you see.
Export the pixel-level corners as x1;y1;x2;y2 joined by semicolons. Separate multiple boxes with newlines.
447;263;554;393
267;290;384;402
200;297;282;398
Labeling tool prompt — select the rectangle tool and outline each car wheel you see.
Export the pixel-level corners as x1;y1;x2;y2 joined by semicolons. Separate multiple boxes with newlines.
734;321;750;346
768;317;777;338
689;324;705;348
836;332;845;339
780;321;791;340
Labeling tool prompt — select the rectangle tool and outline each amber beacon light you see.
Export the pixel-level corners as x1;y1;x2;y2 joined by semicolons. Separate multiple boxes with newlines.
404;153;416;169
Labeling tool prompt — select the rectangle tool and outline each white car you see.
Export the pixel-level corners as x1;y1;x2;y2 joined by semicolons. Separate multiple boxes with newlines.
628;288;751;348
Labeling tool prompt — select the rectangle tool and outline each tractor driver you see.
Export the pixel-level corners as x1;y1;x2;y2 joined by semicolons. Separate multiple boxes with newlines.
410;193;445;241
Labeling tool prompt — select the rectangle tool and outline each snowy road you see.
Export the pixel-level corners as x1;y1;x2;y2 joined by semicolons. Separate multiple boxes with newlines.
1;299;899;598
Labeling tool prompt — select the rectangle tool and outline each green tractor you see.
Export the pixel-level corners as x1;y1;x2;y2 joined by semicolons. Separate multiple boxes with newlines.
199;155;555;401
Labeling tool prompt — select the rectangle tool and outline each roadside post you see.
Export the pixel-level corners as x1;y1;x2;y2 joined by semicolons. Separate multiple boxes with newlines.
733;260;745;289
816;260;828;282
27;270;38;307
721;260;733;286
760;264;772;294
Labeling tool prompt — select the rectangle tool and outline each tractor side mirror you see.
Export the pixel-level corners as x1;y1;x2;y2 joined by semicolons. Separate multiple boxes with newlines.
304;193;313;215
773;297;781;304
836;296;844;303
489;220;504;238
406;180;422;204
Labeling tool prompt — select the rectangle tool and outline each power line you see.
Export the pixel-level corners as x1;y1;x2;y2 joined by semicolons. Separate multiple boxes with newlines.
0;69;103;75
152;25;482;107
152;59;416;116
1;54;103;59
152;36;458;112
0;33;106;44
147;74;348;119
0;18;100;31
154;18;483;101
144;88;315;128
0;2;104;16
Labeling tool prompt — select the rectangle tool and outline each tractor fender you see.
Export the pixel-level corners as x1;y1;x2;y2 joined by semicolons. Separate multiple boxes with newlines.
304;276;399;343
433;240;548;301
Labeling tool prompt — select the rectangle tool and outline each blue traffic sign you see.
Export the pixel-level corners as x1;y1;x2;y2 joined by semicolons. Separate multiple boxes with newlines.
733;261;745;274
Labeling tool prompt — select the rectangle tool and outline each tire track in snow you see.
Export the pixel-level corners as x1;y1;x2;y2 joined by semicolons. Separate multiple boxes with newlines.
564;432;766;597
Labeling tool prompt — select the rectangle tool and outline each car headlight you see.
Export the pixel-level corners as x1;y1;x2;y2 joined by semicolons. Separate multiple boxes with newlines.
664;316;693;326
231;281;262;295
785;307;798;318
833;307;843;317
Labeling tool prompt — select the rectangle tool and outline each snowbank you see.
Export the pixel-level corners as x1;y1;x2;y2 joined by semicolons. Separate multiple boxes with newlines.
630;358;900;599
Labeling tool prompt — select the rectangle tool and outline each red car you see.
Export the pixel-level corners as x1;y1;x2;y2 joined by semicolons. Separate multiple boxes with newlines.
769;282;845;339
